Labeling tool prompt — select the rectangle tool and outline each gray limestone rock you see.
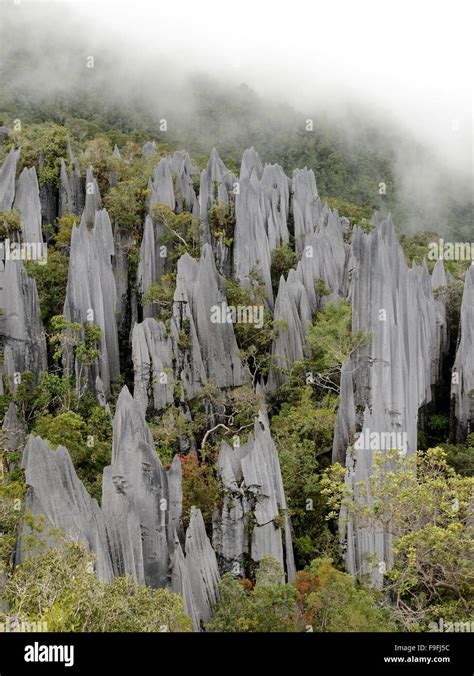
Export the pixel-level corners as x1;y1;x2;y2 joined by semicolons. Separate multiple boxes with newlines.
0;148;20;211
1;402;26;470
132;318;175;415
63;209;119;396
137;215;167;318
142;141;157;157
102;386;172;588
59;145;84;216
260;163;290;249
149;158;175;210
80;166;101;227
267;270;311;390
13;167;43;243
0;259;47;383
199;148;237;248
336;218;448;585
292;168;321;252
233;172;273;307
451;266;474;439
213;411;295;581
16;436;114;582
184;507;220;626
172;245;243;393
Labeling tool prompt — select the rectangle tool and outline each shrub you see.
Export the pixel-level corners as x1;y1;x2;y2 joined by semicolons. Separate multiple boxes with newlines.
206;556;300;632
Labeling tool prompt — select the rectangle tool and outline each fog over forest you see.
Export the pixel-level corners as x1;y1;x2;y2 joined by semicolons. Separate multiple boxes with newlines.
0;0;473;233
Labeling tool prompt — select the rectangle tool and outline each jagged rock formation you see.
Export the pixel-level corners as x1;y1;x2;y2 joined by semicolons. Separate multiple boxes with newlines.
183;507;220;625
102;386;176;587
0;148;19;211
1;402;26;469
148;157;175;210
213;410;296;582
16;435;115;582
132;317;175;415
234;170;274;307
136;215;167;317
431;258;449;379
267;271;312;390
199;149;237;249
0;259;47;387
63;209;119;396
59;144;84;216
15;387;220;630
334;219;448;584
148;151;198;215
80;166;101;227
292;168;322;252
266;209;348;389
172;244;243;390
451;266;474;439
13;167;43;243
142;140;157;157
133;244;244;413
6;139;470;630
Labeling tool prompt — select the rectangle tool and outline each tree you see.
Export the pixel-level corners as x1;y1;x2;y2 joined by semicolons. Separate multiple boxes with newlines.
2;529;192;632
271;387;338;566
295;558;396;631
33;407;112;502
4;122;70;187
25;252;69;330
141;272;176;321
322;448;474;628
270;244;298;293
305;299;369;395
49;315;102;402
206;556;300;632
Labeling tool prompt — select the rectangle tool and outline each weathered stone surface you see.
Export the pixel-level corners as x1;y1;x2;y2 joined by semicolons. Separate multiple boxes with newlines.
267;270;311;390
0;259;47;384
16;436;114;582
199;148;237;248
234;171;273;307
240;147;263;181
63;209;119;396
292;168;321;252
13;167;43;243
137;215;167;318
59;145;84;216
431;258;449;380
2;402;25;454
295;210;348;311
79;165;101;227
149;157;175;210
170;150;198;214
142;140;157;157
451;266;474;439
336;218;447;584
184;507;220;626
213;411;295;581
132;318;175;415
260;163;290;249
0;147;19;211
173;245;243;392
332;358;357;464
102;386;171;587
